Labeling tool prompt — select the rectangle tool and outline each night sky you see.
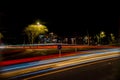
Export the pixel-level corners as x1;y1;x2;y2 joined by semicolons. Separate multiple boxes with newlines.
0;2;119;43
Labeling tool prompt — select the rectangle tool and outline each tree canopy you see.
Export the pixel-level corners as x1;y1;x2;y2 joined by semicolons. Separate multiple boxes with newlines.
24;21;48;44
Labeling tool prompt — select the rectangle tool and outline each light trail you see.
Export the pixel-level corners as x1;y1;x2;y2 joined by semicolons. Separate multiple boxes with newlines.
1;48;120;72
23;57;120;80
1;48;120;79
12;52;120;80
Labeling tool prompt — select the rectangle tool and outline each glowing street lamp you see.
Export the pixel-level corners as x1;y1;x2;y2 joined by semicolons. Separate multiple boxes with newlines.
100;31;106;44
100;31;106;38
36;21;40;25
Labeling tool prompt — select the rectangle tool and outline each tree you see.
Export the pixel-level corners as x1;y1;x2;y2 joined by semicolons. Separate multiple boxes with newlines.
49;32;58;43
0;32;3;39
100;31;106;38
100;31;106;44
110;33;115;43
0;32;3;44
24;20;48;44
94;31;106;45
95;34;100;44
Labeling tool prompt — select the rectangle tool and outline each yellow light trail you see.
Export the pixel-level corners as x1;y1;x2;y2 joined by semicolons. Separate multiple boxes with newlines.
23;55;120;80
1;51;120;79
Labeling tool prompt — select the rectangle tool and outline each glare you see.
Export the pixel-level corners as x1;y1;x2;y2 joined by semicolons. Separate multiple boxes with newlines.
101;32;104;34
36;22;40;25
0;45;5;48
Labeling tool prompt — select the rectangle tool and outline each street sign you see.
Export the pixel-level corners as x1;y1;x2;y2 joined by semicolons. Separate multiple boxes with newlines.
57;44;62;57
57;45;62;50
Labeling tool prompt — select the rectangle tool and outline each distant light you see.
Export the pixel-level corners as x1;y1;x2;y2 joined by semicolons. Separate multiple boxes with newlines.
36;22;40;25
101;31;104;34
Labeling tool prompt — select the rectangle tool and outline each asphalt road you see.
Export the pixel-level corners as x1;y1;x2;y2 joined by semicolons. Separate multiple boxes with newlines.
23;57;120;80
1;47;120;80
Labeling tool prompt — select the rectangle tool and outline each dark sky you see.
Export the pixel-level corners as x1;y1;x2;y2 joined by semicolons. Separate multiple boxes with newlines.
0;2;119;38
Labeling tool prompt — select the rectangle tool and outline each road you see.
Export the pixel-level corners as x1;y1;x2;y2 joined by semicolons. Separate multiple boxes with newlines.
0;47;119;66
23;57;120;80
1;48;120;80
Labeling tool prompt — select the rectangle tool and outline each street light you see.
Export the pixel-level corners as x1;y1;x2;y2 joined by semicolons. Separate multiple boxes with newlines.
100;31;106;44
100;31;105;38
24;20;48;44
36;21;40;25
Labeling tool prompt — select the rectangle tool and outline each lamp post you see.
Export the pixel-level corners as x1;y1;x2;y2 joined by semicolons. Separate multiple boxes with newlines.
100;31;106;44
